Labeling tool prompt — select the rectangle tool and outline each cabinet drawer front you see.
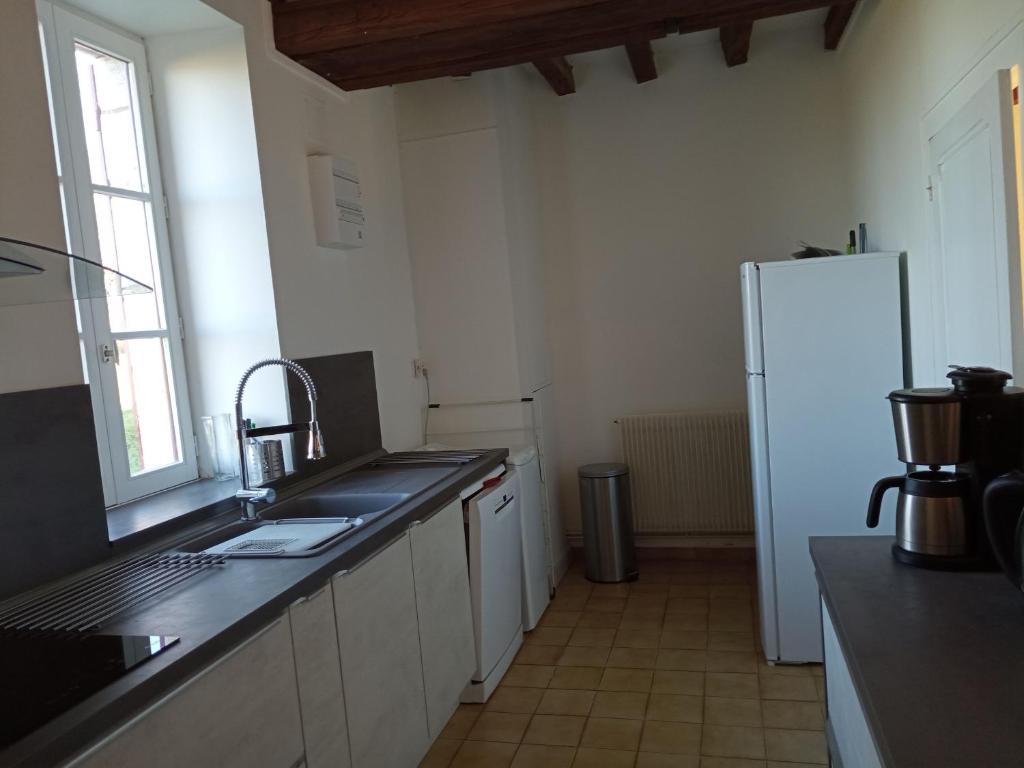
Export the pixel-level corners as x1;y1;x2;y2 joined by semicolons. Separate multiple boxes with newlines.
333;533;429;768
68;617;304;768
822;599;883;768
411;499;476;737
291;586;351;768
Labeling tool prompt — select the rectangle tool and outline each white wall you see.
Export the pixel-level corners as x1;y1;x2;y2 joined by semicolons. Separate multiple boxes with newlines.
532;23;853;531
0;0;83;395
148;24;288;475
836;0;1024;387
201;0;424;452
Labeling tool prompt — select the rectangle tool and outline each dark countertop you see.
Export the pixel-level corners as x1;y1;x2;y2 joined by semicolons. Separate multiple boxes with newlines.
811;536;1024;768
2;449;507;767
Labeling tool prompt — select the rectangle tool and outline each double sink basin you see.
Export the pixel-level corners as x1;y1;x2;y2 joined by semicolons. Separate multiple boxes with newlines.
178;463;462;558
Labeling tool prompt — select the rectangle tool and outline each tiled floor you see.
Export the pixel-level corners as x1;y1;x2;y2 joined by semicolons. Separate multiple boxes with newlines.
423;554;827;768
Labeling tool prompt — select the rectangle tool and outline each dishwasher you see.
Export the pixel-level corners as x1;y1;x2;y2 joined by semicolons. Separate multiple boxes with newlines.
461;468;523;703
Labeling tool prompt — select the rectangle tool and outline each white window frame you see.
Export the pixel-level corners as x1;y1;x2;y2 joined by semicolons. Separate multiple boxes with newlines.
38;0;198;505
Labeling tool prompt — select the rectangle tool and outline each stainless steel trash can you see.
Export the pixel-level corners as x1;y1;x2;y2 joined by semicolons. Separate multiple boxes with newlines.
578;463;637;583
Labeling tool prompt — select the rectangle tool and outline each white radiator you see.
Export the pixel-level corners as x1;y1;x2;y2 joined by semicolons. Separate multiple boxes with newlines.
618;411;754;535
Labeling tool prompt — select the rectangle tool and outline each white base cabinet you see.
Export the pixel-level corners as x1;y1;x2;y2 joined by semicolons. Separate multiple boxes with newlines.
333;532;431;768
410;498;476;738
290;585;351;768
67;616;305;768
822;599;883;768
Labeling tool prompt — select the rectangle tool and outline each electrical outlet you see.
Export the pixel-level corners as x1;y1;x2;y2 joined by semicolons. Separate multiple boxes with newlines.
413;359;428;378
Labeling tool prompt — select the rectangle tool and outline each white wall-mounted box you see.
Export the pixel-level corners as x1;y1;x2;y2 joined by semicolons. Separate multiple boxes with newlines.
308;155;367;249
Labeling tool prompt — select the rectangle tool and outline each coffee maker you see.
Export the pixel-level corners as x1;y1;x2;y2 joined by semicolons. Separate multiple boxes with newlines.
866;366;1024;569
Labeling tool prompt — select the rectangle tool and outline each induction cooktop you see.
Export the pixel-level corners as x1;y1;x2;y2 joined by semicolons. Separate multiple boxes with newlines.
0;632;179;749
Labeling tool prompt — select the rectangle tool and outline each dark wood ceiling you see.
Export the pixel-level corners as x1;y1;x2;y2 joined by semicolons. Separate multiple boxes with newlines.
270;0;859;95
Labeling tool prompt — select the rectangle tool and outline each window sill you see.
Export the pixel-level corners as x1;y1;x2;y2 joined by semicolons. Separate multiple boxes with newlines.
106;477;240;546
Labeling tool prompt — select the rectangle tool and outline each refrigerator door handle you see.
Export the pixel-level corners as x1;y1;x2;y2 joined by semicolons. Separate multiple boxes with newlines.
741;262;766;374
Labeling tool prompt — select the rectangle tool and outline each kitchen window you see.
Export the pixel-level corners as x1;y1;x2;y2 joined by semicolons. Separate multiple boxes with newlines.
38;1;198;505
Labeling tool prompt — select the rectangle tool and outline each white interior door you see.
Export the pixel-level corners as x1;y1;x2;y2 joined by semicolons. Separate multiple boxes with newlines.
929;69;1023;381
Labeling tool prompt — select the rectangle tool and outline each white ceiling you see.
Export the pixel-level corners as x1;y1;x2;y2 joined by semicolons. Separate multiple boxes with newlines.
64;0;232;37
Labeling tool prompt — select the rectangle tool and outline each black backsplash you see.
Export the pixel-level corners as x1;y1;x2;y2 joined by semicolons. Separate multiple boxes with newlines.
286;351;383;477
0;385;109;600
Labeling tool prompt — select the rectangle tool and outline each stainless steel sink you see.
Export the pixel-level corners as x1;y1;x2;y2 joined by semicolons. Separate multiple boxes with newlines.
267;492;411;521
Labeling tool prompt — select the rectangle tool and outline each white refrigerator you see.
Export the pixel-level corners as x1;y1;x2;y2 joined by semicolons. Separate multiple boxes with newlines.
742;252;904;663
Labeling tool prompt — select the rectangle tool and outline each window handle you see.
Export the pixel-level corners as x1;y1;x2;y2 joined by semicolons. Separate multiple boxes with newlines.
101;343;119;365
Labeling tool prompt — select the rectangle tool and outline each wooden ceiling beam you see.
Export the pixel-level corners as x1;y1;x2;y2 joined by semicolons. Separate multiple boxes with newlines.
824;2;857;50
533;57;576;95
274;0;840;60
625;40;658;83
720;21;753;66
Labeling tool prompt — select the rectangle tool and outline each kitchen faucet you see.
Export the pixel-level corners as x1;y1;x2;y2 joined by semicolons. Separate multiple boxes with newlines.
234;358;326;520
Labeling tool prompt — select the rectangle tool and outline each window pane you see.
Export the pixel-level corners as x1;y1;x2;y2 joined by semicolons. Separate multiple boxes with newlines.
74;42;145;191
93;192;163;331
115;337;182;476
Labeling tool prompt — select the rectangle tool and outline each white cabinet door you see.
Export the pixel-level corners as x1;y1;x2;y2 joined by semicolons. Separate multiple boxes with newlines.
68;616;305;768
410;498;476;738
333;533;430;768
290;585;350;768
822;599;883;768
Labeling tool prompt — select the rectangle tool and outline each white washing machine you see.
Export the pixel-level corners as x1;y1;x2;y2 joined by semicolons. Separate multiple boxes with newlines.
461;469;523;703
508;446;551;631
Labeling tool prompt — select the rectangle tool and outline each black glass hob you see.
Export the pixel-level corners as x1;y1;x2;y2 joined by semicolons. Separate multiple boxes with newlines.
0;633;179;749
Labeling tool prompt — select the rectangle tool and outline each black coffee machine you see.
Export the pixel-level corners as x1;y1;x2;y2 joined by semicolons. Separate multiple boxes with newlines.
867;366;1024;569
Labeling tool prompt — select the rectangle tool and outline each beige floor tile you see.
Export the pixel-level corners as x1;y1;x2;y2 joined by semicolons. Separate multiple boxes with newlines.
660;631;708;650
615;629;661;649
651;670;705;696
451;740;518;768
550;667;605;690
551;591;591;612
572;747;636;768
636;753;700;767
542;611;583;629
710;585;752;600
814;678;825;702
765;763;820;768
570;627;617;648
758;675;817;702
619;616;665;631
608;647;659;669
581;717;644;751
701;758;766;768
656;650;707;672
518;645;566;666
529;628;573;647
443;706;484;739
756;662;811;677
639;721;702;755
488;687;546;715
666;598;709;615
708;615;753;633
591;691;649;719
468;712;532;743
592;583;631;598
523;715;587;747
537;690;596;716
663;615;708;632
587;597;628;613
600;668;654;693
558;646;611;667
421;737;462;768
760;701;824;731
670;573;711;586
578;612;624;629
630;583;671;596
704;698;762;727
504;665;556;688
646;694;703;724
706;653;757;674
700;725;765;759
510;744;576;768
708;633;755;653
705;674;759;700
669;585;710;599
763;729;827;764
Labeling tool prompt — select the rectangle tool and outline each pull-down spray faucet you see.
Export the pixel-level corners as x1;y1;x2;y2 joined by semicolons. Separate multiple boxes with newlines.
234;358;326;520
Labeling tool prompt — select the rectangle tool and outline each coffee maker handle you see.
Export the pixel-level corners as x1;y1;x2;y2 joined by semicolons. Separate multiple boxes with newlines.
867;476;903;528
983;471;1024;587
